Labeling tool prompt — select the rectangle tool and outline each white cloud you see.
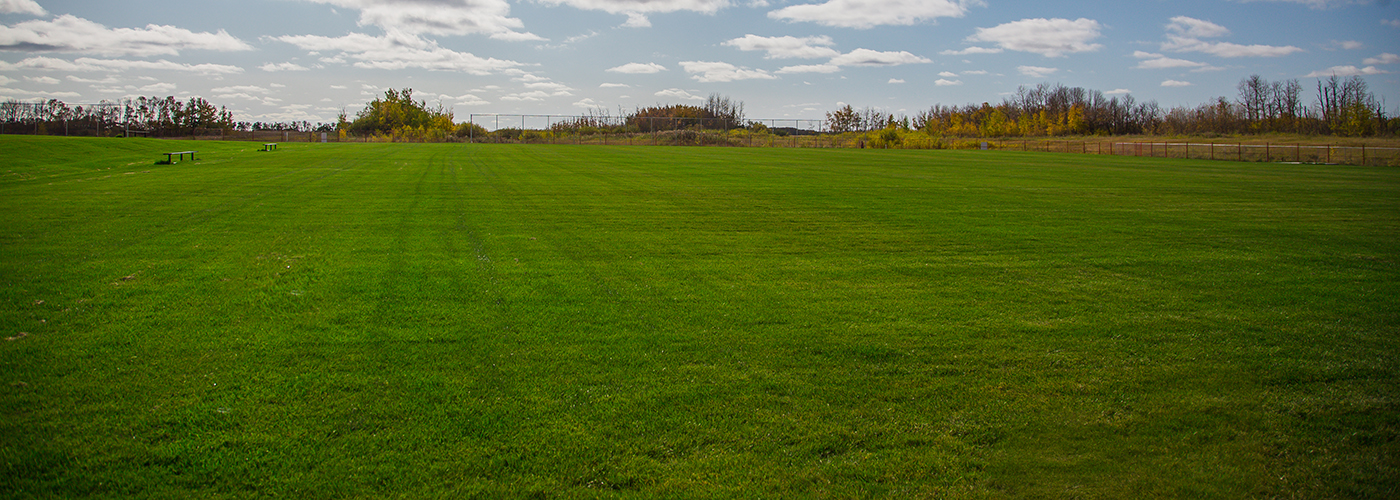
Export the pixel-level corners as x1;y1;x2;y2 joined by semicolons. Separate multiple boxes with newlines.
500;90;554;101
565;31;599;44
1161;80;1192;87
0;56;243;75
888;78;904;84
606;62;667;74
1363;53;1399;65
654;88;705;101
1239;0;1367;8
939;46;1001;55
260;62;310;72
1162;16;1302;57
1304;65;1390;77
1017;65;1058;78
0;14;252;56
0;87;81;99
768;0;978;29
330;85;347;89
273;32;525;74
0;0;45;15
961;70;987;75
92;82;180;95
1165;16;1230;38
679;60;776;82
1385;19;1400;27
776;63;839;73
1131;51;1221;71
967;18;1102;58
0;75;13;85
524;81;575;93
573;97;604;108
449;94;489;106
599;83;630;88
828;48;930;66
537;0;729;28
934;78;961;86
722;34;839;59
301;0;542;41
1105;88;1132;94
1329;40;1364;50
212;85;270;94
24;75;58;84
938;71;958;77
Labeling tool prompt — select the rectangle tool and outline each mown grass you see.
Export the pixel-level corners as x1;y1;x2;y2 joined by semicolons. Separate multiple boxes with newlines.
1;135;1397;498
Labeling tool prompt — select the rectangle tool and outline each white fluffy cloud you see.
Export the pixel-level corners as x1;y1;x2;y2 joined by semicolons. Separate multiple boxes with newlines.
934;78;961;86
0;14;252;56
573;97;604;108
1132;51;1221;72
212;85;270;94
0;0;45;15
967;18;1102;58
537;0;730;28
1105;88;1132;94
260;62;310;72
1018;65;1058;78
829;48;930;66
1161;16;1302;57
888;78;904;84
450;94;489;106
1363;53;1399;65
775;63;839;74
274;32;524;74
1239;0;1367;8
654;88;705;100
1304;65;1390;77
680;61;776;82
1161;80;1193;87
768;0;978;29
301;0;541;40
939;46;1001;55
606;62;667;74
0;56;243;74
722;34;839;59
0;87;81;99
91;82;178;95
500;91;555;101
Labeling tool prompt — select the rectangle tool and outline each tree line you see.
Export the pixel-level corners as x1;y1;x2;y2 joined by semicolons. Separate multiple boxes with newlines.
830;74;1393;138
1;75;1393;140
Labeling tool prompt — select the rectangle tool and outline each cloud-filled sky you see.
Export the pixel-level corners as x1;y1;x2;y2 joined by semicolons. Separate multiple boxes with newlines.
1;0;1396;123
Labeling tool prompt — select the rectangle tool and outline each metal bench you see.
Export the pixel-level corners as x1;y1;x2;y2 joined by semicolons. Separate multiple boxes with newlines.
162;151;197;163
262;143;278;151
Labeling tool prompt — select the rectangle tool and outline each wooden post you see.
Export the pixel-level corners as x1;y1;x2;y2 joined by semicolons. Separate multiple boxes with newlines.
1362;145;1366;166
1265;142;1270;162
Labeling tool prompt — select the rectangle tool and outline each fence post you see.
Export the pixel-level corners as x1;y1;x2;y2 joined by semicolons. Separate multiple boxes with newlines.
1362;145;1366;166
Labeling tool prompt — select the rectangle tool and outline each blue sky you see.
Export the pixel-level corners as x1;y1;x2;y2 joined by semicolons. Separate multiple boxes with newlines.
1;0;1397;124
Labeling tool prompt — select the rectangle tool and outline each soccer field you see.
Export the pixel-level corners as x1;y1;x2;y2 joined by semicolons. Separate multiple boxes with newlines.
2;136;1396;497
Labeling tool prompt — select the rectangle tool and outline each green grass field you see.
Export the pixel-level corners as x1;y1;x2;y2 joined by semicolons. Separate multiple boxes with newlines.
2;135;1397;498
